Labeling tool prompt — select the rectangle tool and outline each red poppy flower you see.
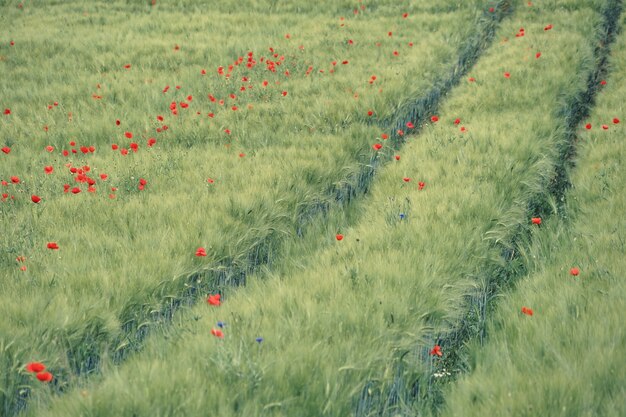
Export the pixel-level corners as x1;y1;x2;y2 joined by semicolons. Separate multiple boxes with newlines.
36;372;53;382
45;145;54;152
147;138;156;147
430;345;442;357
47;242;59;250
3;109;10;115
406;121;414;129
121;148;129;156
130;143;139;152
602;124;608;130
123;64;131;69
585;123;592;130
418;182;425;190
207;294;221;306
336;234;344;241
397;130;404;136
239;153;245;158
207;178;214;184
10;176;19;184
430;115;439;122
468;77;476;82
403;12;408;18
71;187;81;194
372;143;383;150
460;126;467;133
613;118;620;124
31;195;41;203
211;328;224;338
600;80;607;85
489;7;495;12
195;247;207;257
381;133;389;140
395;155;400;161
531;217;541;225
535;52;541;59
25;362;46;373
454;118;461;125
504;72;511;78
403;177;411;183
281;91;288;97
544;24;553;31
124;132;133;139
570;267;580;276
115;119;121;126
1;147;10;154
521;306;533;316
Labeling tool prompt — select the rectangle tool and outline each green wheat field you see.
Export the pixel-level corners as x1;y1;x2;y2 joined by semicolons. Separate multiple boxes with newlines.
1;0;624;416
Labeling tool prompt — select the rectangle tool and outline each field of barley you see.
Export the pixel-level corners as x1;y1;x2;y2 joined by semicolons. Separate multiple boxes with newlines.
1;0;624;416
